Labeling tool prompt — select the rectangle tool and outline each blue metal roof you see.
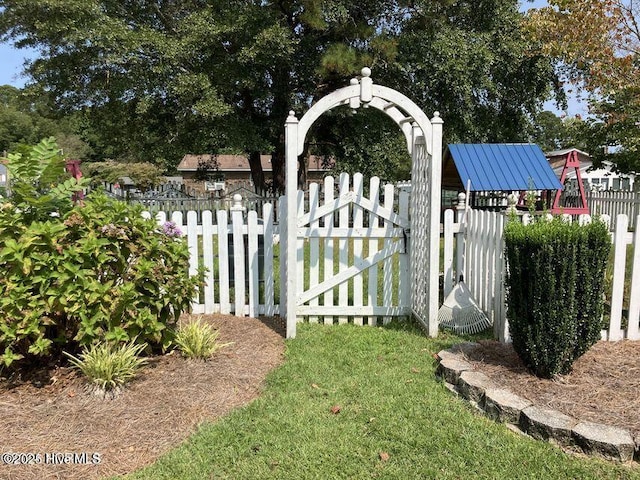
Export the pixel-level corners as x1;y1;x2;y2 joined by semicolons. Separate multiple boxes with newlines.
447;143;563;192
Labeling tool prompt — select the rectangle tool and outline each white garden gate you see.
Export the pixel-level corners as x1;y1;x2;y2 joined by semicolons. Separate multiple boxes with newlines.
284;68;443;338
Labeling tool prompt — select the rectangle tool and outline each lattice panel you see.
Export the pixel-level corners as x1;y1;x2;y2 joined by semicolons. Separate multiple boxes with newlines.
409;138;431;325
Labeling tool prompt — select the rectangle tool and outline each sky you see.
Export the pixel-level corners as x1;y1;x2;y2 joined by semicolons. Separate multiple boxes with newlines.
0;0;585;115
0;43;35;87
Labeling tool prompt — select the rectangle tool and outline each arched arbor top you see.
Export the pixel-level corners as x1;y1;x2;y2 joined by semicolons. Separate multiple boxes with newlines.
286;68;441;156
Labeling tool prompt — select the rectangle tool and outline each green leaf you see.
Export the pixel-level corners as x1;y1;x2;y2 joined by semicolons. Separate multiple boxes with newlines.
1;347;24;367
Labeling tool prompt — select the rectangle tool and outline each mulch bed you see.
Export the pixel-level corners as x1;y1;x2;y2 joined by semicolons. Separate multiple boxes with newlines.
0;314;285;480
462;340;640;439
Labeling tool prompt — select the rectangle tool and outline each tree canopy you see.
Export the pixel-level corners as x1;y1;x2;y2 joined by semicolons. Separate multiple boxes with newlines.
0;0;559;190
526;0;640;173
528;110;587;152
0;84;91;158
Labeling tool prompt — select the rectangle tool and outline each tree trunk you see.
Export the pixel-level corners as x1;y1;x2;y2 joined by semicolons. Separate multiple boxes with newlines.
247;151;266;195
271;136;286;195
271;136;311;195
298;144;311;191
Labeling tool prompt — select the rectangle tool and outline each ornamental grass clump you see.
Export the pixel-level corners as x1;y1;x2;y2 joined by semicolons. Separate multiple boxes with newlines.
65;341;148;398
174;317;232;360
504;216;610;378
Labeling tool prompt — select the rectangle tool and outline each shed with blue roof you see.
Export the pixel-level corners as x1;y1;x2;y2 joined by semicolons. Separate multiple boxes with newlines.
443;143;562;192
442;143;563;209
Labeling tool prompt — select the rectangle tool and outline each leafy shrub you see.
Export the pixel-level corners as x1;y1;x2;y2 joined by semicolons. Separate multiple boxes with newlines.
65;341;148;395
2;137;87;223
174;317;232;360
0;140;202;368
504;216;610;378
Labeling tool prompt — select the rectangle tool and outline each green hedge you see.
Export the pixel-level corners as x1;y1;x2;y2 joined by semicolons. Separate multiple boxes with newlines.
504;217;610;378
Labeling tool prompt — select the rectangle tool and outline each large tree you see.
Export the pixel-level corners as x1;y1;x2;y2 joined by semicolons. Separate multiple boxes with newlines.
526;0;640;173
0;84;91;158
1;0;558;191
528;110;588;152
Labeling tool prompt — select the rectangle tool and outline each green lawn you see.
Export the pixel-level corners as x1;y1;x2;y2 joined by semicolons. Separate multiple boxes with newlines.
126;322;639;480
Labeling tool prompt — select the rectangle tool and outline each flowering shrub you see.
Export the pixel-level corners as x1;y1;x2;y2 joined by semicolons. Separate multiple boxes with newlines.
162;221;183;237
0;140;201;368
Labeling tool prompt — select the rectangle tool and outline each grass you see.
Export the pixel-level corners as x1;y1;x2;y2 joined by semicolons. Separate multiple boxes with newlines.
126;322;640;480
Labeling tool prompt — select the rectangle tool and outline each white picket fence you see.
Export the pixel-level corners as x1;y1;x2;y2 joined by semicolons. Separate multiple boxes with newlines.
143;173;409;324
145;200;282;317
587;190;640;230
443;207;640;342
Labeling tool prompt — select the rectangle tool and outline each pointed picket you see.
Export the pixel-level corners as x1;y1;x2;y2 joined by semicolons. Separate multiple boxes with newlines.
263;203;276;316
367;177;380;326
247;210;259;318
382;183;395;325
216;210;231;315
308;182;320;323
338;173;350;324
353;173;364;326
323;176;335;325
202;210;216;314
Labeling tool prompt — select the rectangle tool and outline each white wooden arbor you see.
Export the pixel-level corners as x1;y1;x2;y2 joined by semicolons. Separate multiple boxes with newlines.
284;67;443;338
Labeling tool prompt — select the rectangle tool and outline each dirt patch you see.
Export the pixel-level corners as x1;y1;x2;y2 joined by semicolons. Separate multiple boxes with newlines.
463;340;640;439
0;314;285;480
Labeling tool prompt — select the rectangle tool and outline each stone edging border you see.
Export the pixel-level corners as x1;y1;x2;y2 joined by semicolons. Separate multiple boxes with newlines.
435;342;639;463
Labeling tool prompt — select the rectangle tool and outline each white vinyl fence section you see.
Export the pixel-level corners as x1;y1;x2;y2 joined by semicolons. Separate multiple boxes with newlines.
587;191;640;230
144;198;281;317
142;173;411;326
443;208;640;342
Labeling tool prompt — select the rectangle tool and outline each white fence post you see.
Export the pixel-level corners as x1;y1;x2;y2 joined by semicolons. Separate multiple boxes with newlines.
608;214;629;341
285;110;299;338
443;209;455;298
628;214;640;340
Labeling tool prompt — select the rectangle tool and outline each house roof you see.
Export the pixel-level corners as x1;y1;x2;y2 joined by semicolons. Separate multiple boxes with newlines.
444;143;563;192
546;147;590;158
177;154;331;172
225;185;268;199
545;147;592;170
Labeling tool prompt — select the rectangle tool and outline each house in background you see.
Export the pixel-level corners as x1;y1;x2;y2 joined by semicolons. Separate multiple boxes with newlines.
546;148;636;192
177;154;331;194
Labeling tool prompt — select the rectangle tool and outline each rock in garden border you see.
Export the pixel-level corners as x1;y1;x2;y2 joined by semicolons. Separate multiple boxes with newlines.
435;343;639;463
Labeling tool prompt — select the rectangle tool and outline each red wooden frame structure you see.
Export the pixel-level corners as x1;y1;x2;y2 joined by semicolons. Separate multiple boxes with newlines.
551;150;589;215
65;159;84;202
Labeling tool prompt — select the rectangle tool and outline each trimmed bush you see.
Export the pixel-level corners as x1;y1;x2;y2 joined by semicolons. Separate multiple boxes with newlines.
504;216;610;378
